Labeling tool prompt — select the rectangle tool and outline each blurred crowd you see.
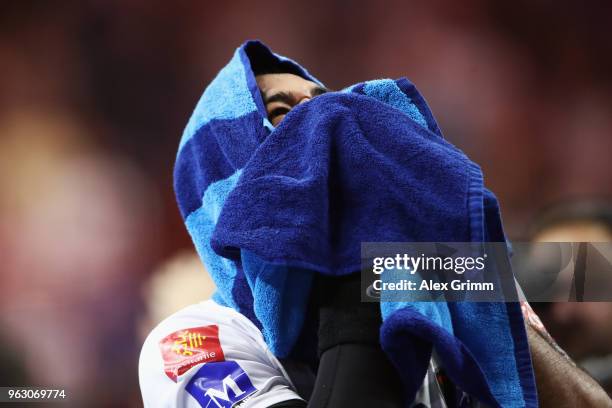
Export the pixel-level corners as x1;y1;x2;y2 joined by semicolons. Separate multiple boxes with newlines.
0;1;611;406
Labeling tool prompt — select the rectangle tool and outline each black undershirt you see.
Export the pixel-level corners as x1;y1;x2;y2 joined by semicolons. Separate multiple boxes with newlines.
280;273;405;408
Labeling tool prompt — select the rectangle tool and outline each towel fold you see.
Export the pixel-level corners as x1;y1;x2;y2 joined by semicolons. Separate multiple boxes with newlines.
174;40;537;407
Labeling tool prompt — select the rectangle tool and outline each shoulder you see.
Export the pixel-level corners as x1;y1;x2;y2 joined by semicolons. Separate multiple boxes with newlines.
138;300;302;408
143;299;262;350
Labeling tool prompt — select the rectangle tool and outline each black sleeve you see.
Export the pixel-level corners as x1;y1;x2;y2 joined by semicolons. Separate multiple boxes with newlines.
313;273;381;354
307;273;405;408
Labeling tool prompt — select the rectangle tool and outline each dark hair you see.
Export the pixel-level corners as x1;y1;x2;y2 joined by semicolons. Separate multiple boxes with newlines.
245;41;307;77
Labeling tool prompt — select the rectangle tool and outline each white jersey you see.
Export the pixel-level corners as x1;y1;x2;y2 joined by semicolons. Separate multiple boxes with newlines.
140;298;499;407
139;300;303;408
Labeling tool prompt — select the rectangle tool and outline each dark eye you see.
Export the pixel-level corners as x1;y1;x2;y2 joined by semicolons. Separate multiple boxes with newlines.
268;106;290;119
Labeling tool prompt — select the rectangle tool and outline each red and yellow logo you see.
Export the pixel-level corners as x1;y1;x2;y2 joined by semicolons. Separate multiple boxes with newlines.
159;325;225;381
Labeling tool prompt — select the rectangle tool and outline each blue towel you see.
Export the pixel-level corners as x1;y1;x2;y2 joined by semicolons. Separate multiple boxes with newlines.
174;40;537;407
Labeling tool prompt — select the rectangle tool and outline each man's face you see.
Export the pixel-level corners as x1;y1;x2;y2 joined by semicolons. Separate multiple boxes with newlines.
256;73;327;126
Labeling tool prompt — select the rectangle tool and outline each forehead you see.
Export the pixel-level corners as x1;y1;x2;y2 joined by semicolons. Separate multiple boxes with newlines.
255;73;318;94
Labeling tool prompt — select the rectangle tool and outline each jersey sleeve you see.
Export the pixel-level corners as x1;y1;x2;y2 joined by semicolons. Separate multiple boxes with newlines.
139;301;303;408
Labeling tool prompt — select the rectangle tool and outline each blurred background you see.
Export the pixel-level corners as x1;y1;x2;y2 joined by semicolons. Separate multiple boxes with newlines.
1;1;611;406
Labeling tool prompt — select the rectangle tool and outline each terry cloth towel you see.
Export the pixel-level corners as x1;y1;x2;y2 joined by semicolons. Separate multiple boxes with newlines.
174;40;538;407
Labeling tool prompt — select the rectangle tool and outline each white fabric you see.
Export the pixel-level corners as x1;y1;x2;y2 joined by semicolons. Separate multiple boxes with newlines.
139;300;302;408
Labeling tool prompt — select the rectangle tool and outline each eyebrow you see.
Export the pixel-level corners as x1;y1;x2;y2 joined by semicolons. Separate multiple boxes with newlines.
263;86;329;105
310;86;329;97
263;91;294;105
